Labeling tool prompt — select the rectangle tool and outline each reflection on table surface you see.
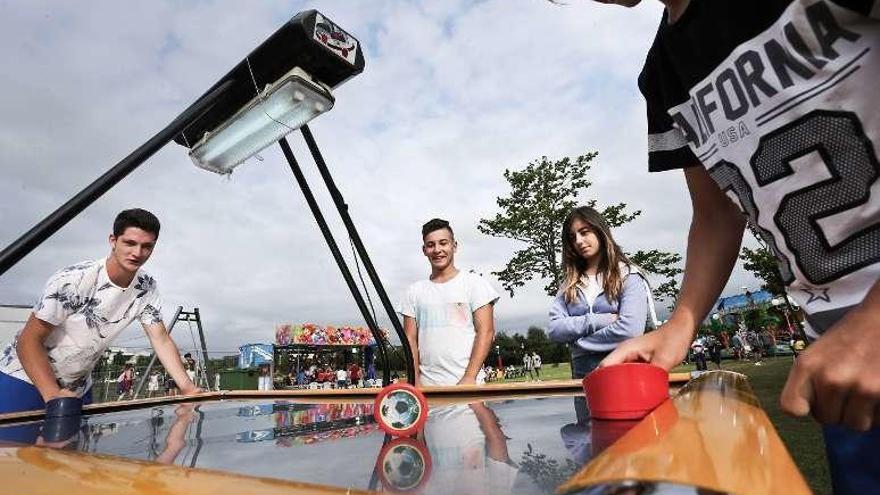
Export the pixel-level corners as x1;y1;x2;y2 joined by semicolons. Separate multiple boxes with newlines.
1;394;600;494
0;372;808;495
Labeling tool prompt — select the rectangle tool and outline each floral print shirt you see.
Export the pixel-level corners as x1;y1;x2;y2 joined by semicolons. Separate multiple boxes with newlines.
0;258;163;395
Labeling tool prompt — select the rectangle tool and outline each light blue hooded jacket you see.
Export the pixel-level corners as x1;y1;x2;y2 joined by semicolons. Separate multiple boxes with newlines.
548;266;655;356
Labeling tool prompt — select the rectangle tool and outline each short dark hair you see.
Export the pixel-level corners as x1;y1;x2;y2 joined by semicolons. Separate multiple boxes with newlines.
421;218;454;239
114;208;160;238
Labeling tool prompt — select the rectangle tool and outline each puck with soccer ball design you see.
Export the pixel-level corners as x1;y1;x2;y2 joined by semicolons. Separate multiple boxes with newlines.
373;382;428;437
375;436;433;493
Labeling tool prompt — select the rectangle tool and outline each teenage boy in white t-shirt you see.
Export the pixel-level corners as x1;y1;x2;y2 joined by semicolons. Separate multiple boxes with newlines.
0;209;200;414
398;218;499;386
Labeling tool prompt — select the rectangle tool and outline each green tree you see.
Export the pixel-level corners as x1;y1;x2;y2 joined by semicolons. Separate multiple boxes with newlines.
525;326;550;355
112;350;127;366
524;326;569;364
739;222;786;296
738;224;810;340
703;315;731;337
478;152;682;300
743;306;780;331
740;245;786;296
628;249;682;302
492;332;527;367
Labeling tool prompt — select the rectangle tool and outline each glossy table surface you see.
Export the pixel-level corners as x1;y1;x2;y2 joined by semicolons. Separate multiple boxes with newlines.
0;372;809;495
2;392;593;494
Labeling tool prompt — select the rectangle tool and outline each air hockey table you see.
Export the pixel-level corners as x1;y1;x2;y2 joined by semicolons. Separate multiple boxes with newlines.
0;371;811;495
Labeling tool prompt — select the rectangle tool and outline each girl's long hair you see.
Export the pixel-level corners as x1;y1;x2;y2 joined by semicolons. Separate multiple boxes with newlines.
560;206;630;304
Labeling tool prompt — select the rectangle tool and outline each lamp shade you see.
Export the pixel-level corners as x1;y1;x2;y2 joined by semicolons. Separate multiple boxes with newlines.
188;68;333;174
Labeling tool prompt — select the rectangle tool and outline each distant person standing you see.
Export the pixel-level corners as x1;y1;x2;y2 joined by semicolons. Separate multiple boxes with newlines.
323;366;334;389
165;373;178;396
183;352;197;385
747;330;764;366
258;365;273;391
147;370;161;398
787;328;800;359
730;333;744;361
398;218;499;386
762;329;777;357
116;363;134;401
335;367;347;389
691;338;708;372
348;362;361;388
523;352;535;381
708;337;723;370
532;352;542;379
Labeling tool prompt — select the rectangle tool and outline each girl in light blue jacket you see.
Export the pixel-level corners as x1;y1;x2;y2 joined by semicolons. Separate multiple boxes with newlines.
548;206;656;382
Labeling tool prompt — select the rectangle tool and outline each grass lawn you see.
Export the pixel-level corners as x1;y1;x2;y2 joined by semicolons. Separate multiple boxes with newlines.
490;357;830;493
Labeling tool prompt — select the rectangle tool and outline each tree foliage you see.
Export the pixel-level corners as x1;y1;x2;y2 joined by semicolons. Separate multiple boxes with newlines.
488;326;569;365
739;245;786;296
628;249;682;301
743;306;781;331
478;152;682;301
112;350;128;366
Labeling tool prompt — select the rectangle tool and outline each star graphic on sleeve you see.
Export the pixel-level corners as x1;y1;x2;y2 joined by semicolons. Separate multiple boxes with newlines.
802;287;831;305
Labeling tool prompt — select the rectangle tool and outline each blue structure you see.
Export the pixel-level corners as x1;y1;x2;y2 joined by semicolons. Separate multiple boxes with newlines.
239;344;274;369
715;289;774;314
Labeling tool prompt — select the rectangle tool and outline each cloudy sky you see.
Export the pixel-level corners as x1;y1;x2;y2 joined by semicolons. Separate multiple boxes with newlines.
0;1;764;355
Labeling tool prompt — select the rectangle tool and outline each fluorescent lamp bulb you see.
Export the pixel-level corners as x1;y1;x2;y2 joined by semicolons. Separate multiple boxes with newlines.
189;67;334;174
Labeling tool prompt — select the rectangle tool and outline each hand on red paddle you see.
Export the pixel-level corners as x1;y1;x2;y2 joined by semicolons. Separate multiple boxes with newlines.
600;322;693;371
602;305;880;432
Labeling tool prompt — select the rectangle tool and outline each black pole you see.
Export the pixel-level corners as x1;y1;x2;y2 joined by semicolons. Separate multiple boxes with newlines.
299;125;416;384
133;305;184;398
277;137;392;386
194;308;211;387
189;406;205;468
0;79;235;277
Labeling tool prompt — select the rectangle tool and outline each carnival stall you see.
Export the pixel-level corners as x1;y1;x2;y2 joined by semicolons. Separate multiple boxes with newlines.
235;402;378;446
273;324;383;388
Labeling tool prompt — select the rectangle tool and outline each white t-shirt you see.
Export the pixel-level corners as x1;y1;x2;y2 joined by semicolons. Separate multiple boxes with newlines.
424;404;520;495
336;369;347;381
398;272;499;386
147;373;160;392
578;273;603;307
0;258;163;396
